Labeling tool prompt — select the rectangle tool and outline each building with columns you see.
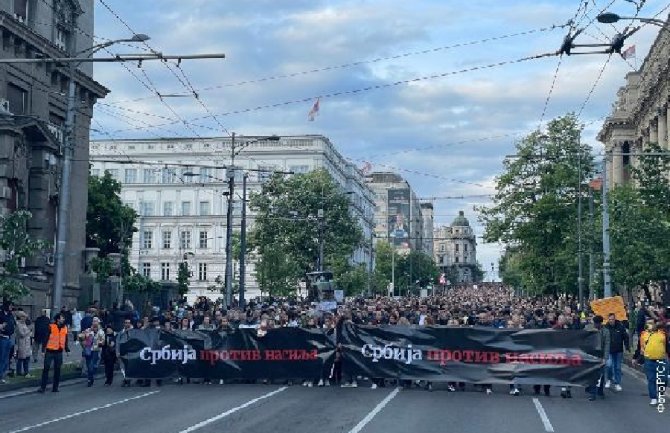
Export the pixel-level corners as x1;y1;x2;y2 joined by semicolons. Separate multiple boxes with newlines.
90;135;376;302
1;1;107;313
433;211;478;283
598;16;670;186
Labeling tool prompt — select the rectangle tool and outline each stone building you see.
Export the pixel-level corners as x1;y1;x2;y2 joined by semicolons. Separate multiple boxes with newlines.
0;0;107;313
90;135;376;302
433;211;478;283
364;172;425;253
598;15;670;186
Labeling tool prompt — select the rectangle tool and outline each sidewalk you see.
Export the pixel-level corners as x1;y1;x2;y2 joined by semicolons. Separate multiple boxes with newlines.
0;339;88;393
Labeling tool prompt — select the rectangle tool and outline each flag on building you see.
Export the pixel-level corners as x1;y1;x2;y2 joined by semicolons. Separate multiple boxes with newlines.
307;97;320;121
621;45;636;60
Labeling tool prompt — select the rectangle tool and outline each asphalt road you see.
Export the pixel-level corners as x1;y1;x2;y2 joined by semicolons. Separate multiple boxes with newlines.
1;369;666;433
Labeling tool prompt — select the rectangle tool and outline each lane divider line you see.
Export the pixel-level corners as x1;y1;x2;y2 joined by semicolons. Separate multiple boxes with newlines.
532;397;555;433
7;391;159;433
178;387;288;433
348;387;401;433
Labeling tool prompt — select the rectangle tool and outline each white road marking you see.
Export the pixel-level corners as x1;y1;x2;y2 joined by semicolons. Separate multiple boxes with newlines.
532;397;555;433
348;387;401;433
7;391;159;433
178;387;288;433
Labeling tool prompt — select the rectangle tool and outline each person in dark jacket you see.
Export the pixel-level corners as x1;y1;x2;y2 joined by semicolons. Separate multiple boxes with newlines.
33;310;50;363
100;324;117;385
605;313;630;391
0;301;16;383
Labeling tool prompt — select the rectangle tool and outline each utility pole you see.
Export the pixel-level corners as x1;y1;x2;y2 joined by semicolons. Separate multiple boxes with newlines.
239;172;248;310
224;133;235;308
317;208;325;272
577;140;584;309
602;153;612;298
366;235;374;296
588;186;595;301
52;56;77;313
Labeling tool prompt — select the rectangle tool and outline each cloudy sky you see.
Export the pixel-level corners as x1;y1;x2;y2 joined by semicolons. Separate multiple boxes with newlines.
90;0;668;279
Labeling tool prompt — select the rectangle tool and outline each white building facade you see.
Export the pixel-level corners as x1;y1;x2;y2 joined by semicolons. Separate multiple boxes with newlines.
89;135;376;302
433;211;478;283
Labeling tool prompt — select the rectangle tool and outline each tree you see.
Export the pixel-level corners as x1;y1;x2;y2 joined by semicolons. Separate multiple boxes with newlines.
124;270;161;294
480;114;594;295
394;251;439;294
249;169;363;294
607;143;670;296
86;171;137;276
177;261;190;296
0;210;48;300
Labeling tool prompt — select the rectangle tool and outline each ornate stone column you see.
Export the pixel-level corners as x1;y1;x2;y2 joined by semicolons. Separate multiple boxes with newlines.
611;141;625;186
659;108;668;148
650;119;659;144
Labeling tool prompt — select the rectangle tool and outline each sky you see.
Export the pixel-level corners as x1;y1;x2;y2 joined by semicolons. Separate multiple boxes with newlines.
89;0;669;280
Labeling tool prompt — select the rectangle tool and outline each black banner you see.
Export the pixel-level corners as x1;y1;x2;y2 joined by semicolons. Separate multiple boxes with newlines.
118;325;603;386
118;328;334;380
339;324;604;386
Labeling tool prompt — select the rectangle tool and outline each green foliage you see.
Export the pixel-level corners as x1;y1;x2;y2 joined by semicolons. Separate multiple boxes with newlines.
0;210;48;300
249;169;363;296
608;143;670;291
335;263;369;296
89;256;113;284
480;114;594;295
370;241;439;294
123;270;161;294
86;171;137;277
177;262;190;296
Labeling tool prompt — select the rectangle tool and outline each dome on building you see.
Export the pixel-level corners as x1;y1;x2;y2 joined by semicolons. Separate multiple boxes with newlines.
451;210;470;227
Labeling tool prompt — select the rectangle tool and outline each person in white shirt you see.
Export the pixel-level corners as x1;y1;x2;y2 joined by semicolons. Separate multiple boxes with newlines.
71;308;82;345
78;318;105;386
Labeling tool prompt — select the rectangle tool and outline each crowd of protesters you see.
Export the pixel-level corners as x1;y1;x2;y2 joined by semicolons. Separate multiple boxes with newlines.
0;284;667;405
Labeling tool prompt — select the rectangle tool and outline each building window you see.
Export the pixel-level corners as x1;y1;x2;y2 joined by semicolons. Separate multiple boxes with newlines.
162;168;176;184
258;166;275;182
124;169;137;184
198;263;207;281
199;231;208;249
455;244;459;252
199;168;211;183
90;169;100;177
162;230;172;249
180;231;192;250
139;201;155;216
464;244;468;252
142;230;153;249
7;83;27;115
289;165;310;174
199;201;211;216
161;263;170;281
163;201;173;216
55;27;69;51
181;201;191;216
13;0;28;22
455;256;459;263
105;169;119;180
141;262;151;278
143;169;156;183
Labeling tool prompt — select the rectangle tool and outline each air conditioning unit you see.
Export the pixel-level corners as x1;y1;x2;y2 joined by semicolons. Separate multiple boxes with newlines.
46;254;55;266
0;99;11;114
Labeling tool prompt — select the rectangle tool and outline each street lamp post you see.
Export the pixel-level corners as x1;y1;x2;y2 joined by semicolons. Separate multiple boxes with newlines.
52;33;150;312
597;12;668;27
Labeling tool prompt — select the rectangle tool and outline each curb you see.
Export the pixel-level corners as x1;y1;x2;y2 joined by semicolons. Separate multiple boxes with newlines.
0;365;104;395
623;364;647;384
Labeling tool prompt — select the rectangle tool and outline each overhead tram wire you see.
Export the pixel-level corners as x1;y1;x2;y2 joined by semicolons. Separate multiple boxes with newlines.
101;22;572;107
108;51;560;135
96;0;232;137
577;53;613;117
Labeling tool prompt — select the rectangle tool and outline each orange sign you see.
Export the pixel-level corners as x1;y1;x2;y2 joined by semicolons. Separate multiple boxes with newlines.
590;296;627;321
